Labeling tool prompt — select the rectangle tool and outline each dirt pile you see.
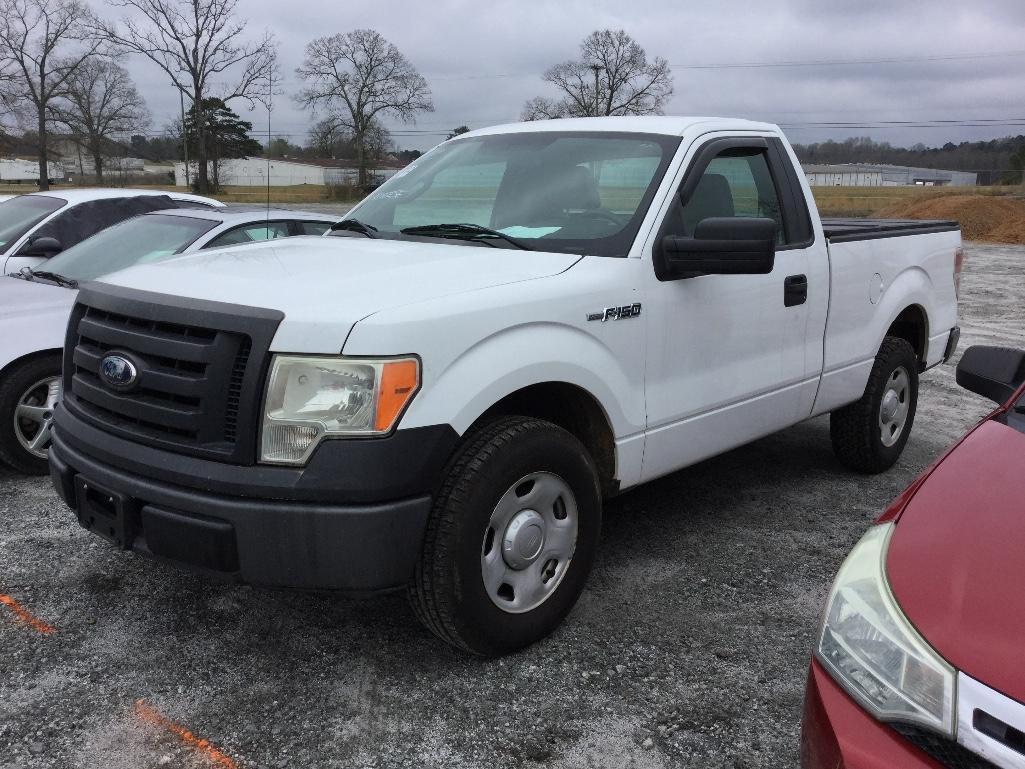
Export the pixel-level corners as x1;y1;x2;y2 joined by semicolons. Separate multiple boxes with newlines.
884;194;1025;244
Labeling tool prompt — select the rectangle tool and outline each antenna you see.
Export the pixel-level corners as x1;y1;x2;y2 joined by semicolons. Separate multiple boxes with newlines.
266;64;273;223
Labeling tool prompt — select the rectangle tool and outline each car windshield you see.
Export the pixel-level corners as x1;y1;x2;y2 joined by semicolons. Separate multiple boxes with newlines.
0;195;66;253
42;213;219;281
345;131;681;257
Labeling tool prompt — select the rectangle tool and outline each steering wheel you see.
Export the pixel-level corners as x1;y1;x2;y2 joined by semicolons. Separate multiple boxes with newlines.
572;209;622;226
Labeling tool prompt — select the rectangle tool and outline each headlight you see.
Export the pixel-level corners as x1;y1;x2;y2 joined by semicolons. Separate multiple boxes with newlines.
260;355;419;465
816;523;956;736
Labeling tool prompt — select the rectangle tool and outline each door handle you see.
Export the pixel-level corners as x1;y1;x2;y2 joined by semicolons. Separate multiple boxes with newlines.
784;274;808;307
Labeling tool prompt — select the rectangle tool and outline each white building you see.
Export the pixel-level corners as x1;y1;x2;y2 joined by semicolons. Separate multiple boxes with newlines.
0;158;65;183
174;158;400;187
803;164;977;188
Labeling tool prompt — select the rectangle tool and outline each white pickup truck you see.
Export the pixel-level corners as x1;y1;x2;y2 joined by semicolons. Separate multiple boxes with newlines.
49;117;961;655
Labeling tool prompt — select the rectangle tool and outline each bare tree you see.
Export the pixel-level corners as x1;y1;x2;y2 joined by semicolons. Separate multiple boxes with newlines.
51;57;149;182
306;117;393;165
296;29;433;188
97;0;276;193
521;30;673;121
0;0;101;190
0;61;16;124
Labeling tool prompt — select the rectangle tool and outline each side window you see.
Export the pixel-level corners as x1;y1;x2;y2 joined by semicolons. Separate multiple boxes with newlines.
295;221;334;236
674;150;787;244
204;221;291;249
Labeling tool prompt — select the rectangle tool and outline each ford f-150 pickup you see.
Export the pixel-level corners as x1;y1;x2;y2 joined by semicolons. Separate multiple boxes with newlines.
48;117;962;655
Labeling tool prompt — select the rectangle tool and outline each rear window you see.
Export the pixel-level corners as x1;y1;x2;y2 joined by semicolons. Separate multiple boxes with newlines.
0;195;66;252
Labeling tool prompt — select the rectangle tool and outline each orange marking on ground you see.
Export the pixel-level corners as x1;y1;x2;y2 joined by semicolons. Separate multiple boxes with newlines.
0;594;55;634
133;700;239;769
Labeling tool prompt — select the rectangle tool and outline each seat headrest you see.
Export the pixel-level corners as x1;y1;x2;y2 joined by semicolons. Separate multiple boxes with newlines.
682;173;735;233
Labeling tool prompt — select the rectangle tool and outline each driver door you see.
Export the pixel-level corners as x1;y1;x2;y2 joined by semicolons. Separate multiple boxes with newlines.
641;135;823;482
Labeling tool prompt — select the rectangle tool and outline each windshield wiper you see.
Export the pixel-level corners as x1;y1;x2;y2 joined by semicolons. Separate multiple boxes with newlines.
17;266;78;289
330;218;378;238
400;223;532;251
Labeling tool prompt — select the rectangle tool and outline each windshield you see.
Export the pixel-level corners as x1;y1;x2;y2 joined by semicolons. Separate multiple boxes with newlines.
43;213;219;281
346;132;681;257
0;196;66;253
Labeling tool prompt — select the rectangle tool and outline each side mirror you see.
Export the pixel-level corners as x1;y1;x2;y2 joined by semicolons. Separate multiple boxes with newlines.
955;345;1025;405
18;236;63;257
659;217;776;280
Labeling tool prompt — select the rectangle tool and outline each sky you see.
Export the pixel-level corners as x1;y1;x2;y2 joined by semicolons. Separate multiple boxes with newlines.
108;0;1025;157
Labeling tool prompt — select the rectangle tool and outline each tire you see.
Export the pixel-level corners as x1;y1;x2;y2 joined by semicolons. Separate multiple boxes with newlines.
0;354;62;475
831;337;918;474
409;416;602;656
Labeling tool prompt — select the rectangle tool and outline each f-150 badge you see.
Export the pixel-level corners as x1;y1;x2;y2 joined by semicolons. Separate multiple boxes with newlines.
588;303;641;322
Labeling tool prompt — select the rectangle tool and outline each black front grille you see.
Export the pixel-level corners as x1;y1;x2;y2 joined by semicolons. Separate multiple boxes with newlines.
63;286;282;464
892;724;998;769
224;338;251;443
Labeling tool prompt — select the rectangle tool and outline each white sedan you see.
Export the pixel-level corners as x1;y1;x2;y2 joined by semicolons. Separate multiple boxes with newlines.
0;206;342;473
0;188;223;275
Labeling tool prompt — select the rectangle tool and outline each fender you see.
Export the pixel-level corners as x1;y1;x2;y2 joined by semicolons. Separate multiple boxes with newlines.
872;266;935;359
813;266;935;417
401;321;639;440
0;306;70;373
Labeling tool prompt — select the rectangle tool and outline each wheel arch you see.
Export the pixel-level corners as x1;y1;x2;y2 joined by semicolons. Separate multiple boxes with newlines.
468;381;619;497
885;304;929;370
0;347;63;378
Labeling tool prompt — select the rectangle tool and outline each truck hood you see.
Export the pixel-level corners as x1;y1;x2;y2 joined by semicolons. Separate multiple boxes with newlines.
0;275;76;318
886;418;1025;703
100;237;582;352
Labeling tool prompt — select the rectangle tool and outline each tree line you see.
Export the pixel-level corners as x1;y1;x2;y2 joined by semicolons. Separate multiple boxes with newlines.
792;136;1025;185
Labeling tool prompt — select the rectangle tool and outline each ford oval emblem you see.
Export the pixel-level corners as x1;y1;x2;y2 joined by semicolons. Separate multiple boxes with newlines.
99;354;138;390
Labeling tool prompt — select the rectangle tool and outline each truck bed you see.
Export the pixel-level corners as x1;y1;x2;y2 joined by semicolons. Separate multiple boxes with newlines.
822;218;959;244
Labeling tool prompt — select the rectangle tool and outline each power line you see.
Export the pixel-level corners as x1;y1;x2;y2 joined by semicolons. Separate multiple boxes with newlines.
669;49;1025;70
386;48;1025;81
208;48;1025;88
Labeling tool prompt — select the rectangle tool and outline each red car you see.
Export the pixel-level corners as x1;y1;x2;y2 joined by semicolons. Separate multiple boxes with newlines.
802;345;1025;769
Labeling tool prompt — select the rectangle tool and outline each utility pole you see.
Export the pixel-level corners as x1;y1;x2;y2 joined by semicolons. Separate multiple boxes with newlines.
180;89;190;189
590;64;602;117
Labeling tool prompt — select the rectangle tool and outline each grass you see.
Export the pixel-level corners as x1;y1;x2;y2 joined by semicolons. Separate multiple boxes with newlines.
0;183;364;204
4;181;1023;218
810;184;1022;218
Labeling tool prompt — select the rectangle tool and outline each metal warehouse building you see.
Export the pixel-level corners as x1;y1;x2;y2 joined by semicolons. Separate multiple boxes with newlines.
803;164;978;188
173;158;400;187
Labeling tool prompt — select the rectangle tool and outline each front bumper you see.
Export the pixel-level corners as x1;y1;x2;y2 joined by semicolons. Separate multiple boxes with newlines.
801;660;946;769
50;404;458;592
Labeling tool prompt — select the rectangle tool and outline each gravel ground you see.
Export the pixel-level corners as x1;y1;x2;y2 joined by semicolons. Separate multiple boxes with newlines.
1;243;1022;769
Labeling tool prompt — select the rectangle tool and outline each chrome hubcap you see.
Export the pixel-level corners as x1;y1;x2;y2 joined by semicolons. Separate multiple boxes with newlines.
481;472;578;614
14;376;61;459
879;367;911;448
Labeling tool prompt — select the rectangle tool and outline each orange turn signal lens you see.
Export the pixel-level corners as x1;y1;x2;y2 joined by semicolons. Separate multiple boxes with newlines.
375;359;420;431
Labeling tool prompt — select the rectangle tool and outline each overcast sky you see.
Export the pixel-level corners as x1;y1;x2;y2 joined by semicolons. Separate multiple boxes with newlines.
113;0;1025;156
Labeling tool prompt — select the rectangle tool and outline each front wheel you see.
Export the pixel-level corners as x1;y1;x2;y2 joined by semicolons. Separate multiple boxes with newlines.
0;354;62;475
830;337;919;474
409;416;602;656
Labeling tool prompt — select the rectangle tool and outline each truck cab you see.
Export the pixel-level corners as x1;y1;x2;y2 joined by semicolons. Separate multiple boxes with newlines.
48;117;962;655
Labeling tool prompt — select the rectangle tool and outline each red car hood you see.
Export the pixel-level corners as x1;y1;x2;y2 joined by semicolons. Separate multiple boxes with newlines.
887;418;1025;703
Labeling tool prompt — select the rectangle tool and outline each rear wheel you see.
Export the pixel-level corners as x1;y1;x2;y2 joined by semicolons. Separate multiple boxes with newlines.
0;354;62;475
409;416;602;656
831;337;918;474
